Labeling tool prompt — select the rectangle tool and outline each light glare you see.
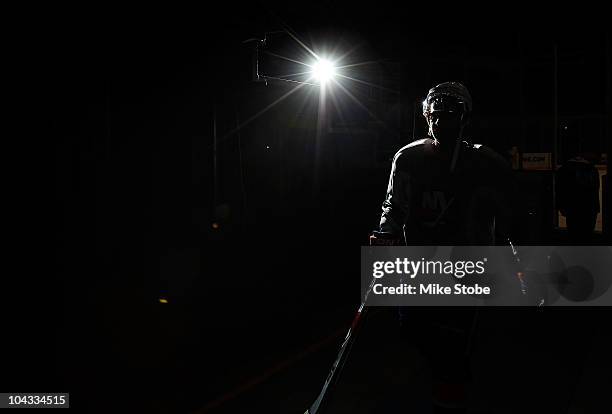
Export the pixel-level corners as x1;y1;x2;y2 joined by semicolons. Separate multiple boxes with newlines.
312;59;336;83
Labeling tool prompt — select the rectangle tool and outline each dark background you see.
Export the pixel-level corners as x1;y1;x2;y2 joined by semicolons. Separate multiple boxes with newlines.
47;5;611;413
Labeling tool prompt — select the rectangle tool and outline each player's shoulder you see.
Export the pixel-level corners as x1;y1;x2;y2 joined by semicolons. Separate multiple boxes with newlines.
397;138;435;153
392;138;436;161
390;138;437;171
468;142;511;170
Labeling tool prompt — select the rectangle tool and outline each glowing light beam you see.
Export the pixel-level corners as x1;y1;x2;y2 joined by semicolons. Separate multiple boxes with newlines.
221;82;308;142
334;73;399;94
263;51;313;68
331;77;399;139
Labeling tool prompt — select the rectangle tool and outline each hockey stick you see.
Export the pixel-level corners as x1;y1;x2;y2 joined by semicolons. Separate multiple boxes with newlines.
508;237;548;307
304;209;458;414
304;276;376;414
508;238;528;296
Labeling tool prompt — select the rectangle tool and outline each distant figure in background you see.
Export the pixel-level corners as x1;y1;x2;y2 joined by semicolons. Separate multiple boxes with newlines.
556;154;600;242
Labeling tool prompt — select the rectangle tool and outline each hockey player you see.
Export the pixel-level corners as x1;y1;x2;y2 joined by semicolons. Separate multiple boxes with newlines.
373;81;513;246
371;81;515;413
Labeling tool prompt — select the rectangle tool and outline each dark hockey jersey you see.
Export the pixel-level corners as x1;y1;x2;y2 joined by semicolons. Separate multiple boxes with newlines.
379;138;514;245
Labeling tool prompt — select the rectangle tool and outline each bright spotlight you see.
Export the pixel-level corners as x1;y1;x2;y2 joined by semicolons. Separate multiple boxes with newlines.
311;59;336;84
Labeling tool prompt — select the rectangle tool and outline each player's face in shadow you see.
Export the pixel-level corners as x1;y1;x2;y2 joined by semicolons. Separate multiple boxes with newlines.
429;111;463;144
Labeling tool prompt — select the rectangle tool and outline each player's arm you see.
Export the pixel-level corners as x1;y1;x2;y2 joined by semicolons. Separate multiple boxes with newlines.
371;151;412;246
